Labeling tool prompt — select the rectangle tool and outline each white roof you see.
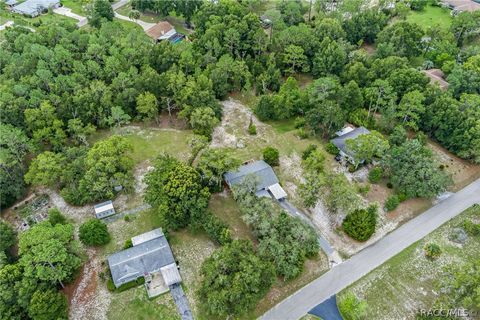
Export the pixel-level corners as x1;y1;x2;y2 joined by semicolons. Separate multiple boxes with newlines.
94;201;114;214
268;183;287;200
131;228;164;246
158;29;177;40
335;126;355;137
160;263;182;286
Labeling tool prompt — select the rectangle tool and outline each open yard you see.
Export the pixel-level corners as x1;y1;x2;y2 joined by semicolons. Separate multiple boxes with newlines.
61;0;89;15
115;4;190;35
0;8;77;28
406;5;453;30
338;205;480;320
90;125;194;164
59;109;331;319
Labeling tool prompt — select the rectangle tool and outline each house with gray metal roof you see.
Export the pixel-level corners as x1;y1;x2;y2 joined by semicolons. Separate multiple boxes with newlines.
11;0;60;17
224;160;287;200
107;228;181;297
331;126;370;165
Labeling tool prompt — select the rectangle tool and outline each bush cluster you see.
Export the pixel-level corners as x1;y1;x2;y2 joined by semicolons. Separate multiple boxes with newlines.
325;142;340;155
263;147;279;166
201;211;232;245
79;219;111;246
368;166;383;183
424;243;442;260
107;277;145;292
384;195;400;211
342;204;378;241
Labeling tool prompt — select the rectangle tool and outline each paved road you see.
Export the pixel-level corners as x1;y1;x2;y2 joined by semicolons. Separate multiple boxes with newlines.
114;12;155;31
261;179;480;320
53;7;87;28
112;0;130;10
170;284;194;320
0;21;14;31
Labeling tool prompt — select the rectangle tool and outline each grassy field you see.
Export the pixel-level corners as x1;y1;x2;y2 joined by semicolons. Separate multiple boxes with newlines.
90;125;194;164
61;0;88;15
0;9;77;29
209;192;256;242
406;5;453;30
107;286;180;320
338;205;480;320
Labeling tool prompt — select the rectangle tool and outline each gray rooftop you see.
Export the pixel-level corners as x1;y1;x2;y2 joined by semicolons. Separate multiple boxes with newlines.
108;231;176;287
12;0;59;16
224;160;279;191
331;126;370;155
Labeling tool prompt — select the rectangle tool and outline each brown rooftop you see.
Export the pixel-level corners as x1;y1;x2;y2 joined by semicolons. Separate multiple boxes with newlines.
146;21;174;40
422;69;449;90
442;0;480;12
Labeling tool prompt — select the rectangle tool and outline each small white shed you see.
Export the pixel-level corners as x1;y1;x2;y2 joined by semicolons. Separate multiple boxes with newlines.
94;200;115;219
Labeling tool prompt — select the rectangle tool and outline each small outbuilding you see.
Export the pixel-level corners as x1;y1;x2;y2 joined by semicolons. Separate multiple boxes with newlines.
94;200;116;219
331;126;370;164
11;0;60;17
224;160;287;200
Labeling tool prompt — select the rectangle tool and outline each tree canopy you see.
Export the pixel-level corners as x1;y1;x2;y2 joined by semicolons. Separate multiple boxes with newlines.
198;240;275;317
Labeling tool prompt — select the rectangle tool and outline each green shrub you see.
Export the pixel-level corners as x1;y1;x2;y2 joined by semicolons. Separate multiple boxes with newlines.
248;122;257;135
107;278;116;292
302;144;318;160
123;239;133;249
109;277;146;293
348;108;373;128
338;292;367;320
342;205;378;241
296;128;309;139
294;117;305;129
348;164;356;173
79;219;111;246
201;211;232;245
325;142;340;155
263;147;279;166
124;214;130;222
386;182;393;189
385;195;400;211
463;220;480;237
415;132;427;146
47;208;67;225
424;243;442;260
397;193;408;202
368;167;383;183
357;184;370;195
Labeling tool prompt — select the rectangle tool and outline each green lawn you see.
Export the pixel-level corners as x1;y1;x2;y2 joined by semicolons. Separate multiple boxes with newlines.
209;193;256;242
0;10;77;29
89;125;194;164
116;5;163;24
61;0;88;15
406;5;453;31
339;205;480;319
